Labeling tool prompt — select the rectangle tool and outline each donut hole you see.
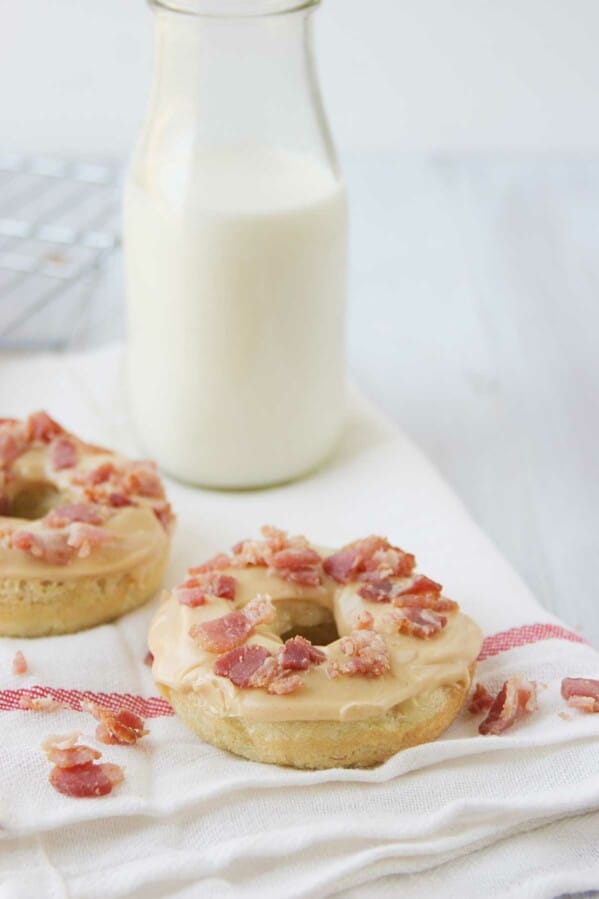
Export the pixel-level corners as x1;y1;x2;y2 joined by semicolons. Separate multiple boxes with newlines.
275;600;340;647
10;482;61;520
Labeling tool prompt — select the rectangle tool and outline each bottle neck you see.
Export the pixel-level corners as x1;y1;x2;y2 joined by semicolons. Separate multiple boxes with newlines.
141;1;338;173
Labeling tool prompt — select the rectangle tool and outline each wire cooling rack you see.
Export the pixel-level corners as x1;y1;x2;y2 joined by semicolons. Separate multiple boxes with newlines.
0;154;123;350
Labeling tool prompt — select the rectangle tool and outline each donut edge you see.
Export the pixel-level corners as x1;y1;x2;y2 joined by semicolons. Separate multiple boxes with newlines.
160;663;476;769
0;542;170;638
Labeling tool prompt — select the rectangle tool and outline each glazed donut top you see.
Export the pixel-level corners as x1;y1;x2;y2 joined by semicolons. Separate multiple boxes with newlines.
0;411;173;578
150;526;483;723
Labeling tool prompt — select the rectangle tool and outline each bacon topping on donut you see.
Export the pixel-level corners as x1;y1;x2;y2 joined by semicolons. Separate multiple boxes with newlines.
323;536;415;585
84;462;116;486
175;573;237;607
50;436;78;470
0;421;28;468
190;595;276;653
82;702;149;745
478;675;538;735
358;574;451;606
327;630;391;679
384;606;448;639
123;461;164;499
213;645;272;687
12;529;73;565
12;649;28;675
561;678;599;713
45;503;106;527
230;526;324;586
468;683;494;715
65;522;113;558
153;503;175;533
108;492;134;508
280;635;326;671
27;411;63;443
189;553;231;575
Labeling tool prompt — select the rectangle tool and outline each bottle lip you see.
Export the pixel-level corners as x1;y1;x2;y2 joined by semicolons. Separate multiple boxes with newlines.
150;0;320;18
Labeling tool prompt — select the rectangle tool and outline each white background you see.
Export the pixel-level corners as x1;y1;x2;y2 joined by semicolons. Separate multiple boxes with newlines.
2;0;599;156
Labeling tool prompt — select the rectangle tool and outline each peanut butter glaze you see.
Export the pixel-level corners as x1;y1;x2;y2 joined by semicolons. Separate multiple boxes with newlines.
149;554;483;723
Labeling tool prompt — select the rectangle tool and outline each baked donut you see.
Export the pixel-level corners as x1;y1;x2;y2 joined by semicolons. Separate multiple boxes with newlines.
149;526;482;769
0;411;173;637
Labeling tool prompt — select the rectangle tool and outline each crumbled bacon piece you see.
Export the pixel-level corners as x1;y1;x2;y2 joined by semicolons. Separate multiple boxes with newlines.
124;461;164;499
230;526;317;580
66;522;112;558
468;683;494;715
49;761;124;798
27;411;63;443
143;650;154;667
175;573;237;607
153;503;174;532
189;553;231;575
50;436;78;470
42;733;101;768
84;462;117;486
213;645;272;687
268;546;323;587
19;695;70;712
327;629;391;679
12;529;72;565
392;593;459;613
324;536;415;585
385;606;447;639
82;702;149;745
0;421;28;468
267;673;304;695
355;609;374;629
479;675;538;735
280;635;326;671
45;503;105;528
190;596;275;653
358;574;447;604
12;649;27;675
561;677;599;713
108;492;133;508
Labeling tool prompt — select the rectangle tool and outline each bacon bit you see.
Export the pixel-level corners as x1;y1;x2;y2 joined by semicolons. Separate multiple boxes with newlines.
124;461;164;499
0;421;28;468
358;574;458;610
191;595;276;652
392;593;459;613
12;529;72;565
11;649;27;675
27;411;63;443
82;702;149;745
355;609;374;629
175;573;237;607
479;675;538;735
280;635;326;671
230;526;318;582
50;436;78;470
268;546;323;587
143;650;154;667
468;683;494;715
153;503;175;533
19;695;71;712
561;677;599;713
385;606;447;639
42;732;101;767
66;522;113;558
323;536;415;585
84;462;117;486
327;629;391;679
45;503;105;527
214;645;272;687
50;761;124;798
108;492;133;508
189;553;231;575
267;673;304;695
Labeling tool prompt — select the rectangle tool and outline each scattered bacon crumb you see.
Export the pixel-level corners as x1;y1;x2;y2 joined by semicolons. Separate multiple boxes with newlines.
561;677;599;713
214;645;272;687
11;650;27;675
66;522;113;558
280;635;326;671
108;492;134;508
355;610;374;629
43;732;101;767
213;634;325;694
45;504;105;528
153;503;175;533
19;695;71;712
189;553;231;575
175;573;237;607
327;629;391;679
82;702;148;745
324;536;415;585
26;411;63;443
12;529;72;565
479;675;538;735
468;683;494;715
144;650;154;667
267;673;304;695
229;526;323;586
50;436;78;470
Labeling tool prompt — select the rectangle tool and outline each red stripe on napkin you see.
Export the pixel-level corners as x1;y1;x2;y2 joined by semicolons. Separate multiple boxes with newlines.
478;622;586;660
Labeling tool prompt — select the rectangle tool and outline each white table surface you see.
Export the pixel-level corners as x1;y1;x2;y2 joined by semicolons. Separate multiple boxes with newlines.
2;154;598;649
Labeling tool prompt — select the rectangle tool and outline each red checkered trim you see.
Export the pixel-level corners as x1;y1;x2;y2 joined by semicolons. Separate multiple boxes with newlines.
478;622;586;660
0;685;173;717
0;623;588;716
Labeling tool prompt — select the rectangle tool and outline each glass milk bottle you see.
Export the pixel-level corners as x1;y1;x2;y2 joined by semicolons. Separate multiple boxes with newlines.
124;0;348;488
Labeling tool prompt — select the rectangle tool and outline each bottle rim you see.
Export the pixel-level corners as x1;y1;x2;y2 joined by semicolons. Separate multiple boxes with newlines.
149;0;320;18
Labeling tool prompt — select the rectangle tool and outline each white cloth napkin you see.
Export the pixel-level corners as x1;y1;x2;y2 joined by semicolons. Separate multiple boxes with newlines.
0;345;597;899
